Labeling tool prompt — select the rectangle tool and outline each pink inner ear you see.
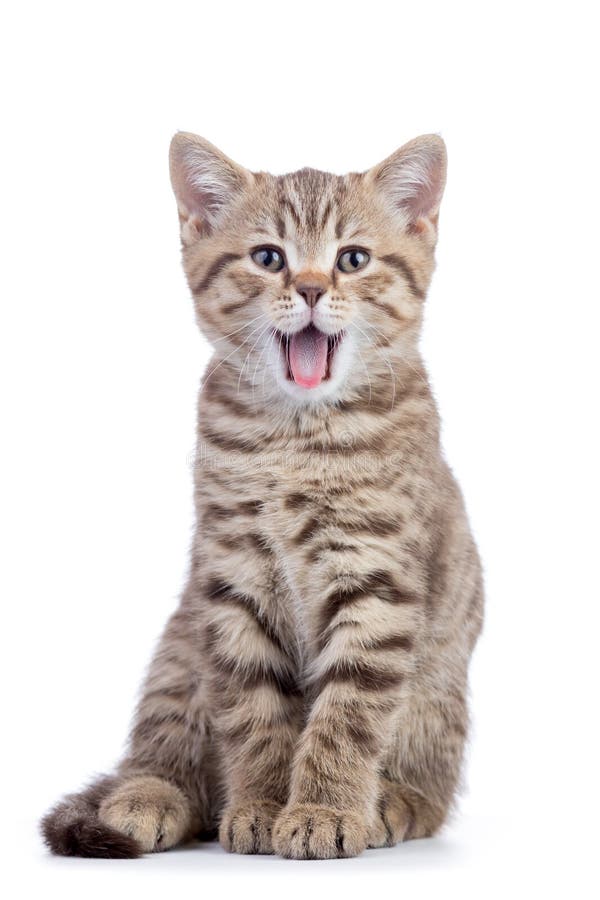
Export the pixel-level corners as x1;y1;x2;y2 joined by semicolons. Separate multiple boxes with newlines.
179;159;229;226
375;137;447;223
409;218;431;236
170;134;248;234
407;154;445;220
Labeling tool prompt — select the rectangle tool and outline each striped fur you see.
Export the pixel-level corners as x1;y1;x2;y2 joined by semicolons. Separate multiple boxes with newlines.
42;133;483;860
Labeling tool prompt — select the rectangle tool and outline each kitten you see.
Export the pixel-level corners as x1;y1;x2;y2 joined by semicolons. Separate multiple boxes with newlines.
42;132;483;860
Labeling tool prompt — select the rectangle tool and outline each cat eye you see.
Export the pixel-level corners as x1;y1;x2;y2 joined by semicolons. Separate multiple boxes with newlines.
336;248;370;273
251;247;286;272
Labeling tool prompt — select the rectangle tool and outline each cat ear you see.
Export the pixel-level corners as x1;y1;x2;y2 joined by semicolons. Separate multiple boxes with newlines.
368;134;447;229
169;132;252;241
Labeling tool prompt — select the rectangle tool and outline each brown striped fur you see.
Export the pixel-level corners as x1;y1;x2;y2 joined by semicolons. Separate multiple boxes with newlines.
42;132;483;860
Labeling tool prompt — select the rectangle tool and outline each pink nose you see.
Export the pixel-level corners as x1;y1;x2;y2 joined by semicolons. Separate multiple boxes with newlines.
295;275;329;308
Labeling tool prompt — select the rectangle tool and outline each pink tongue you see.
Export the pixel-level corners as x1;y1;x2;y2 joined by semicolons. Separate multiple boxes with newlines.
288;325;328;388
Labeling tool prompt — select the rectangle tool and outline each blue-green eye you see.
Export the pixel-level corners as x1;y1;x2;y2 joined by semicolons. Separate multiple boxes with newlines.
251;247;286;272
337;248;370;273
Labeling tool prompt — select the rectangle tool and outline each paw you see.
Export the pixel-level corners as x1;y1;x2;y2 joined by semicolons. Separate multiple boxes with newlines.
272;804;368;860
367;810;408;848
98;775;190;853
219;800;280;854
368;781;414;848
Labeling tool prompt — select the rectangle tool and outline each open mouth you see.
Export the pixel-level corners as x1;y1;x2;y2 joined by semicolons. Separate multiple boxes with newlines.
277;324;344;389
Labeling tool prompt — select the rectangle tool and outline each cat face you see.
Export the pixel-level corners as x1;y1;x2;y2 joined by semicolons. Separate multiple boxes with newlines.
170;133;446;406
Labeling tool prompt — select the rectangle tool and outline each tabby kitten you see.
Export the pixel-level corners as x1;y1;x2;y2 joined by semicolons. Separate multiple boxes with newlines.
42;132;483;860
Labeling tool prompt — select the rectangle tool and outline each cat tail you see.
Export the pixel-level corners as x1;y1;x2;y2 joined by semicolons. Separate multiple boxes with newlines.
40;774;142;858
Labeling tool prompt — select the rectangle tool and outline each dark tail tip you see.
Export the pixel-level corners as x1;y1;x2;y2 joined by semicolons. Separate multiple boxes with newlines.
41;783;143;859
41;811;142;858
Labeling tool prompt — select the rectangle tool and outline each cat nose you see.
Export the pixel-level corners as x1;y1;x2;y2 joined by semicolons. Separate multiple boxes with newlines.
295;275;329;308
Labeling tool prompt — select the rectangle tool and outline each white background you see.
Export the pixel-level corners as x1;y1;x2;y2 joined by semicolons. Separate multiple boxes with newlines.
1;1;598;897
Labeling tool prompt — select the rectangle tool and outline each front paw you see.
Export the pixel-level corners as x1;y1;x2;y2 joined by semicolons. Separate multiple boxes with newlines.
272;804;368;859
98;775;190;853
219;800;281;854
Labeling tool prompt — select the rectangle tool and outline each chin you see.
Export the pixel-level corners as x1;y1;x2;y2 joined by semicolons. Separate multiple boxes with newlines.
273;329;356;405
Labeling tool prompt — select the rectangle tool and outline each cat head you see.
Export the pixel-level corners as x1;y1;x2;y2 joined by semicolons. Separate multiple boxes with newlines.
169;132;446;406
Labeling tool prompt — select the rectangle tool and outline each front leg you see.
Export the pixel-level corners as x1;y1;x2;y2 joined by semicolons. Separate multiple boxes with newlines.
273;529;427;859
202;572;303;854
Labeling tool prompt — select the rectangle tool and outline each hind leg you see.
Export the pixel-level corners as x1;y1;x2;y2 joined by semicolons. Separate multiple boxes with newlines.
367;777;414;848
367;776;449;848
370;670;469;848
42;592;218;857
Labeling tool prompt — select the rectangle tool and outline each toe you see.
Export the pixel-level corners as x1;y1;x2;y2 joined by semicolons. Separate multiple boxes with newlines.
272;804;367;860
98;776;190;853
219;800;280;854
368;781;415;848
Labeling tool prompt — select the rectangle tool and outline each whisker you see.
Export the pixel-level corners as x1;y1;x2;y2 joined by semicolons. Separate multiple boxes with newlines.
258;329;278;402
199;316;271;397
270;330;285;400
350;320;396;410
347;325;374;406
359;317;427;394
249;325;275;403
237;320;274;396
208;311;268;345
